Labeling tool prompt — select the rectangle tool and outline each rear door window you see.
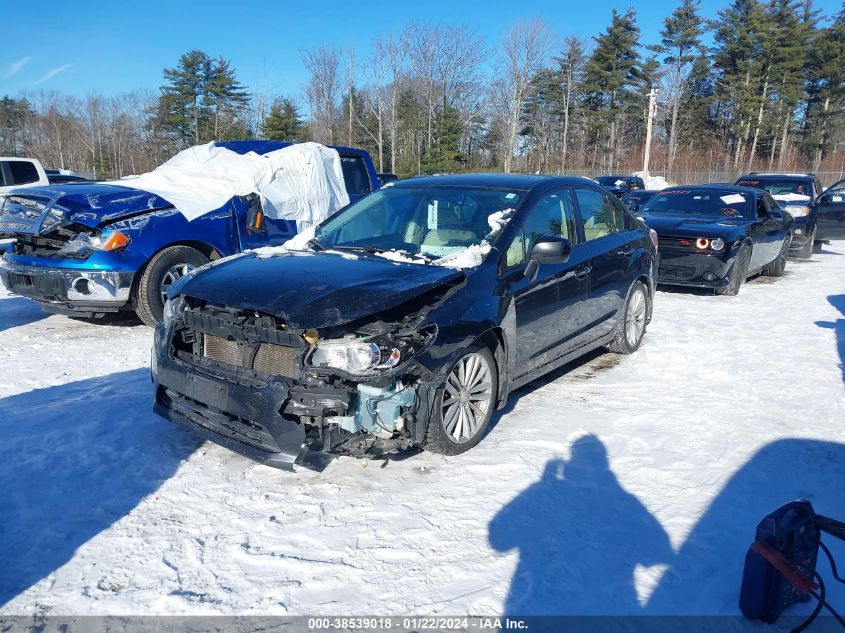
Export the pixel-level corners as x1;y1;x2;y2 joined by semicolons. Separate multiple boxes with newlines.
340;156;371;196
574;187;625;241
9;161;39;186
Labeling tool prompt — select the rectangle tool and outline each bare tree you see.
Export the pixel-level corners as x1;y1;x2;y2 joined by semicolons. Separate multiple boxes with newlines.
301;45;342;144
499;20;552;172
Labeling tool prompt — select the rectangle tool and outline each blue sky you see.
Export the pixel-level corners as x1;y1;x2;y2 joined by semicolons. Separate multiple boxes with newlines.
2;0;842;102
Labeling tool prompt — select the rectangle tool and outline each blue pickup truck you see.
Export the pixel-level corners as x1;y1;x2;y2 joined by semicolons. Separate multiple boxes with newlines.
0;141;379;326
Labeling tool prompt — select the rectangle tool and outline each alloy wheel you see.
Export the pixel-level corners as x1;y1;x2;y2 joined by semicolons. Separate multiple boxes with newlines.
441;352;495;444
625;288;646;347
159;263;195;305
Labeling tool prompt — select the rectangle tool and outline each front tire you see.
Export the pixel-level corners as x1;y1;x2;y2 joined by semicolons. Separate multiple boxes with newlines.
609;281;648;354
424;345;498;456
716;244;751;296
134;246;208;327
795;227;815;259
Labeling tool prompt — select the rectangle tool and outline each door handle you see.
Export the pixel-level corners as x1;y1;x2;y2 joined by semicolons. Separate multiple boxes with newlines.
616;248;635;257
575;264;591;279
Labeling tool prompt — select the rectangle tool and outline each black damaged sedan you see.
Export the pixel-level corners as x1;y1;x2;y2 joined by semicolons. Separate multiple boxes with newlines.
152;174;657;469
640;185;792;295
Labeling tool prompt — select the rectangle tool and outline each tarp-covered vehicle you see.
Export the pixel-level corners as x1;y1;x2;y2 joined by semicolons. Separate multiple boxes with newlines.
0;141;379;326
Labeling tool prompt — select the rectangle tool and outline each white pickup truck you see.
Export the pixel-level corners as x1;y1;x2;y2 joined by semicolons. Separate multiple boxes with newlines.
0;157;50;193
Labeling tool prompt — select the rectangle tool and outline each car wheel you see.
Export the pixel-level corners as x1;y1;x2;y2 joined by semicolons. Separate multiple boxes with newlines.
765;240;788;277
716;244;751;296
812;240;823;254
796;228;815;259
609;281;648;354
424;345;498;456
134;246;208;327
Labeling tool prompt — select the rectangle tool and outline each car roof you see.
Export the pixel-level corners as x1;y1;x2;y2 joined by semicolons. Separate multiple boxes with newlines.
742;172;815;178
663;184;762;196
217;140;370;158
390;172;597;190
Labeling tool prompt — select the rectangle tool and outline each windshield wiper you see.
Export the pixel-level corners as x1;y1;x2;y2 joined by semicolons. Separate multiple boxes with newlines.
307;238;325;251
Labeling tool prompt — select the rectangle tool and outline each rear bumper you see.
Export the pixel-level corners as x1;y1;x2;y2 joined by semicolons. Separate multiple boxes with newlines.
0;257;134;315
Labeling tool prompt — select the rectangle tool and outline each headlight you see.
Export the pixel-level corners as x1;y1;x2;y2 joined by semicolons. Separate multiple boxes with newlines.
710;238;725;251
90;230;131;251
311;337;386;374
309;327;436;375
695;238;710;250
784;204;810;217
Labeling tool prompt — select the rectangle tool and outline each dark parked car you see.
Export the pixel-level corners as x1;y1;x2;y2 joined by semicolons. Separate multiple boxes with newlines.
152;174;657;470
734;173;823;258
621;189;659;212
597;175;645;198
377;172;399;186
640;185;792;296
815;178;845;245
45;172;91;185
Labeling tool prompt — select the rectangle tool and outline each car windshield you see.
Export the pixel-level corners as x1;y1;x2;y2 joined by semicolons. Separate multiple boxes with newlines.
640;189;752;219
597;176;626;187
313;185;522;266
735;178;811;197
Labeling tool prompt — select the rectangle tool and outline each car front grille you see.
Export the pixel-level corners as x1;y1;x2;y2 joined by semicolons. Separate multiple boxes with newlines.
658;235;698;250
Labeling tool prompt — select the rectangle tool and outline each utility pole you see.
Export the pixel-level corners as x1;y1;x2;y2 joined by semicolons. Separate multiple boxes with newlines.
643;88;658;178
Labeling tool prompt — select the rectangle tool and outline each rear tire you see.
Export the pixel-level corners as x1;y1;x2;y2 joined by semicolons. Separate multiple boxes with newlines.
765;240;788;277
795;228;815;259
424;345;498;456
609;281;648;354
134;246;208;327
716;245;751;296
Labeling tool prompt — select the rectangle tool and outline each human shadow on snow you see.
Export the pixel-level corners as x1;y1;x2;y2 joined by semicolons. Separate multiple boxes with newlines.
489;435;673;616
0;369;201;607
816;294;845;384
489;437;845;622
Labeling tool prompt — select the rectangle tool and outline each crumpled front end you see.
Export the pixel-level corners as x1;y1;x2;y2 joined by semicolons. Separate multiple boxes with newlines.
152;295;445;470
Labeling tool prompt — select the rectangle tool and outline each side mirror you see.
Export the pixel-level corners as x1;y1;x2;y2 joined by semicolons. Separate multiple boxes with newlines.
523;237;571;281
531;236;572;263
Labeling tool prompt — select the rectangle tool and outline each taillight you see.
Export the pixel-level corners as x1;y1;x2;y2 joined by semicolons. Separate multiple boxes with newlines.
649;229;658;249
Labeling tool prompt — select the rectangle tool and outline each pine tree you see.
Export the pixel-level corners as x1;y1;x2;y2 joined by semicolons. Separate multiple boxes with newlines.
421;105;464;173
802;6;845;170
581;8;642;170
157;50;251;149
260;97;305;141
712;0;776;169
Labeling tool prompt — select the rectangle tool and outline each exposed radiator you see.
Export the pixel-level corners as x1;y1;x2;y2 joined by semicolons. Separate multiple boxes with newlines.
201;334;298;379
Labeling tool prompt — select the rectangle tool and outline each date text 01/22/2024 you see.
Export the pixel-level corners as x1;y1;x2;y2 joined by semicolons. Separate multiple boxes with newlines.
306;617;529;630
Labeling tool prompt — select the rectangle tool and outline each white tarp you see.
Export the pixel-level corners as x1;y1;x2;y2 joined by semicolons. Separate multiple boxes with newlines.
107;142;349;226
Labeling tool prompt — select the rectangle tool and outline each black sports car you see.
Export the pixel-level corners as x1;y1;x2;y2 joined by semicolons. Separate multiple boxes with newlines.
152;174;657;469
639;185;792;296
621;189;660;212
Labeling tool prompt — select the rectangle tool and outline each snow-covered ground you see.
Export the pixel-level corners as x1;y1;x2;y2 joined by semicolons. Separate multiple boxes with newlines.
1;246;843;617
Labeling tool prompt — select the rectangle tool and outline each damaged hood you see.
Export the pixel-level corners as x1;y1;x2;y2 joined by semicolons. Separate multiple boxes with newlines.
175;250;464;329
0;184;173;234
